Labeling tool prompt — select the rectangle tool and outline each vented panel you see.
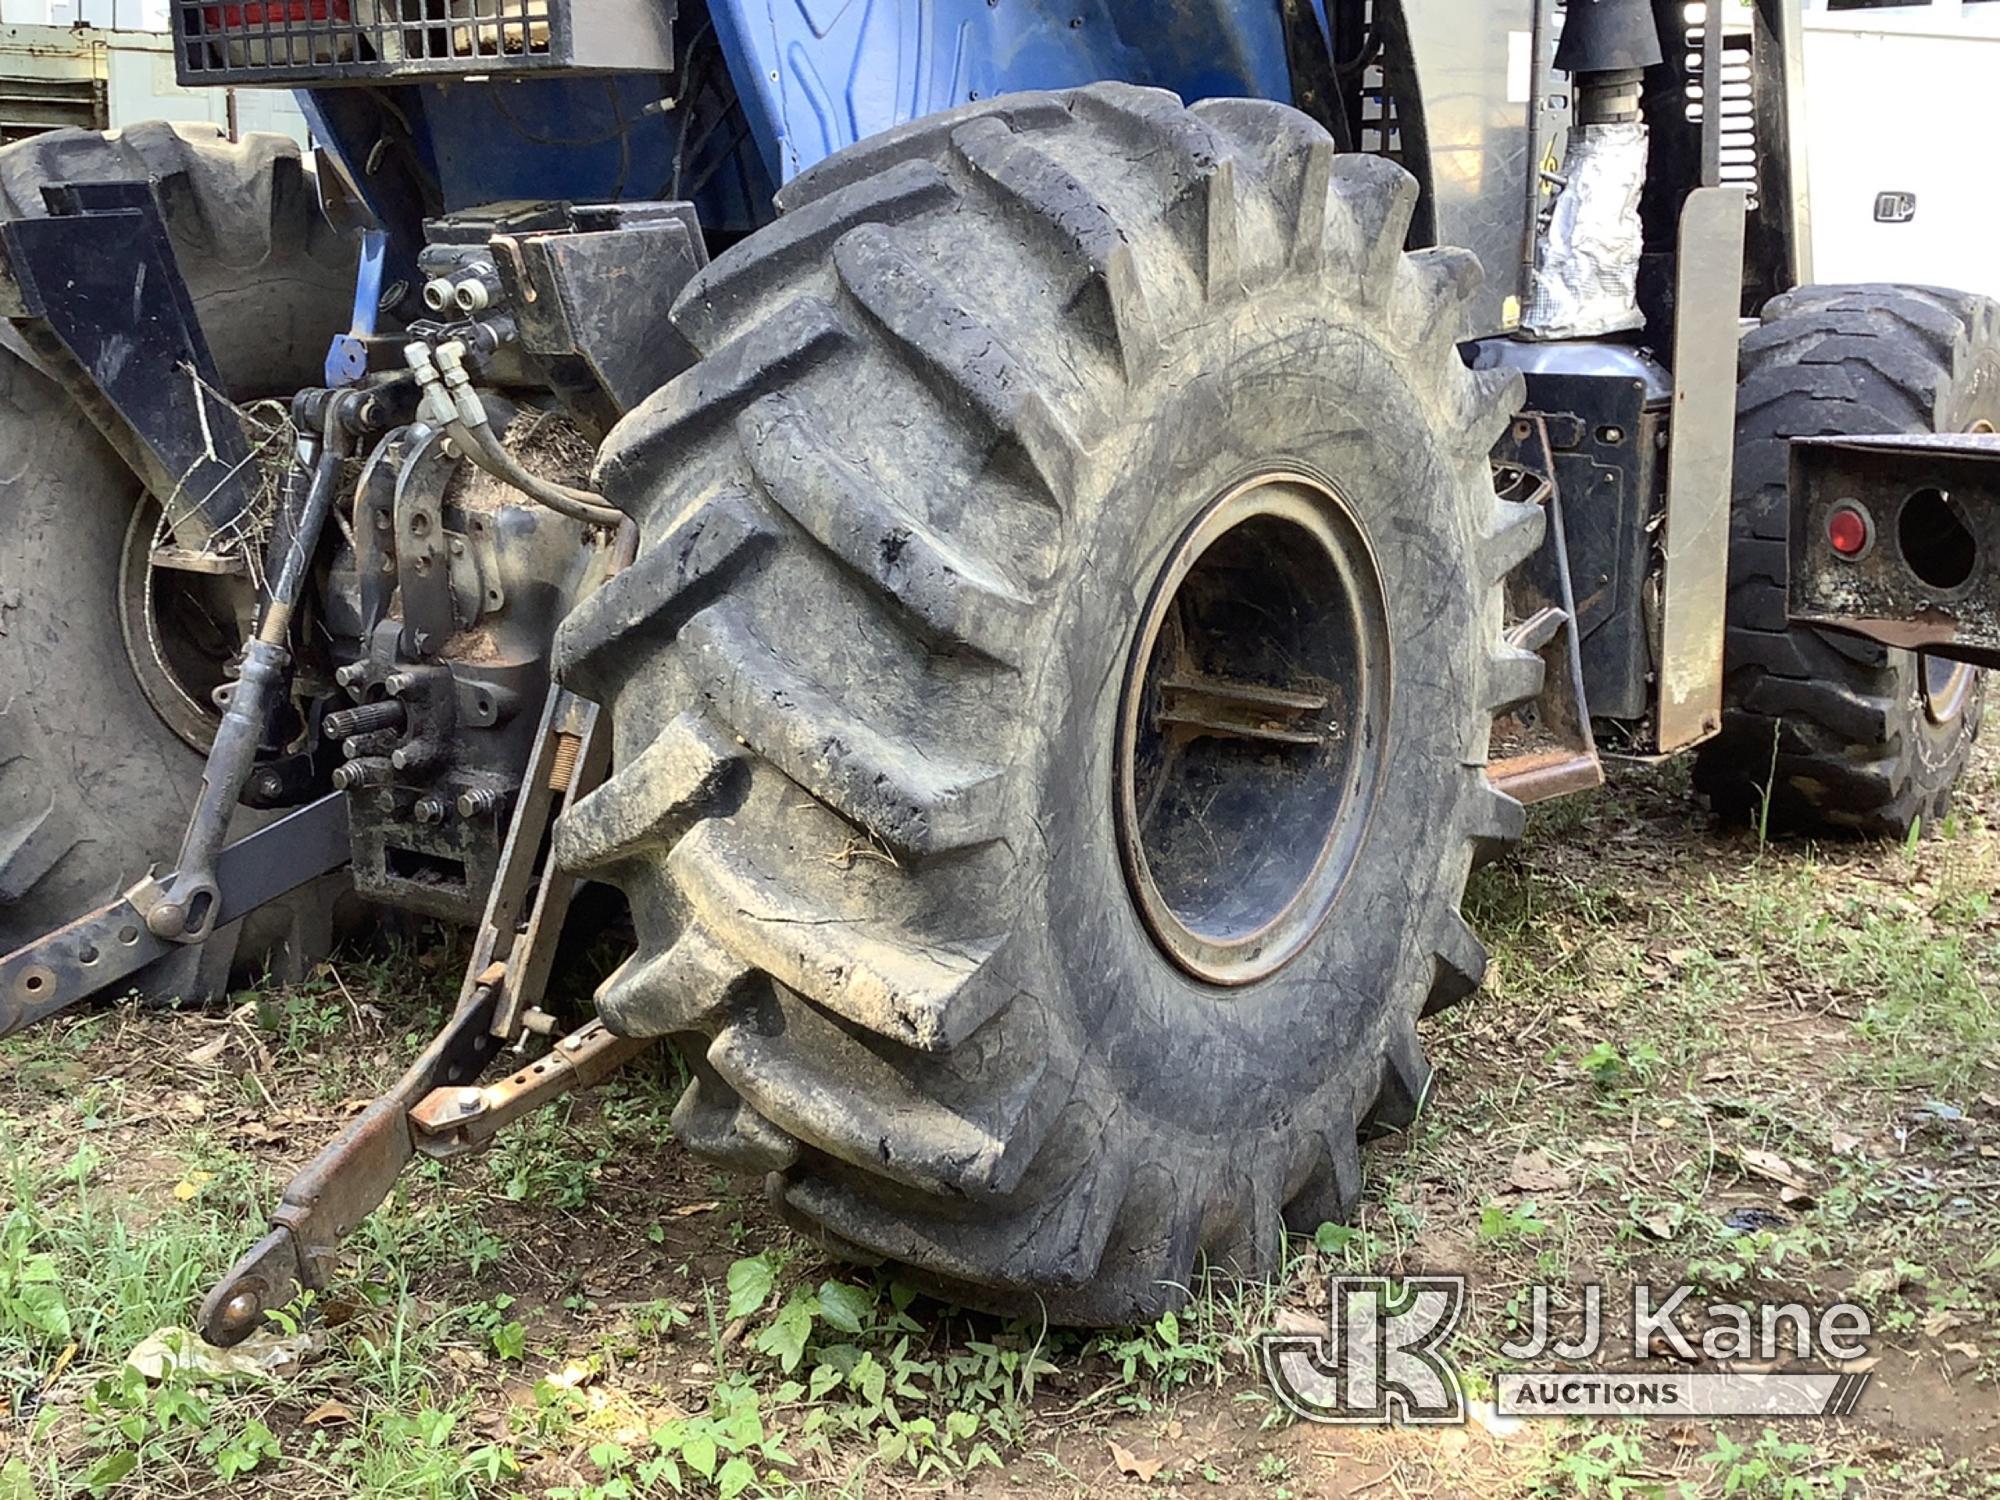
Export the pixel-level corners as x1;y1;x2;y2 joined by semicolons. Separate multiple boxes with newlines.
173;0;672;86
1681;3;1760;209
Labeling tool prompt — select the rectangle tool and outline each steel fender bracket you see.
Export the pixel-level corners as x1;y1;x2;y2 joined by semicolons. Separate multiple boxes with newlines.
494;203;709;438
1787;431;2000;669
0;179;260;544
1654;185;1749;753
1487;412;1604;804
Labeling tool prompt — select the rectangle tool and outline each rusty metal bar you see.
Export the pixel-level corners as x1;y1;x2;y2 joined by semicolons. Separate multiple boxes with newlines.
411;1020;651;1160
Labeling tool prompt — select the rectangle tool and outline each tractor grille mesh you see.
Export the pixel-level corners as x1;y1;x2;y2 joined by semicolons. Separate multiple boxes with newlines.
175;0;570;82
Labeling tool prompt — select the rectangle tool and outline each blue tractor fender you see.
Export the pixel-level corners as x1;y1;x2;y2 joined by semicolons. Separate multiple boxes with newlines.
704;0;1301;183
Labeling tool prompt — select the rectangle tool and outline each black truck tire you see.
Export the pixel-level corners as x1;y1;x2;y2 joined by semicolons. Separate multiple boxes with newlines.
553;86;1538;1321
1695;285;1995;836
0;123;353;972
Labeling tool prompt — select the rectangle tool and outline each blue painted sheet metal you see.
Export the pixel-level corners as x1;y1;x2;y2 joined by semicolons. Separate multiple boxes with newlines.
298;0;1298;257
708;0;1297;182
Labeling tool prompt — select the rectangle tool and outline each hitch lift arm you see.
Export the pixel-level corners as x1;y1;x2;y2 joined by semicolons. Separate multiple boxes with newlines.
197;683;649;1347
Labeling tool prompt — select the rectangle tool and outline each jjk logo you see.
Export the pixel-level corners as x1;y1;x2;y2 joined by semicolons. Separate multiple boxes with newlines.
1260;1276;1466;1424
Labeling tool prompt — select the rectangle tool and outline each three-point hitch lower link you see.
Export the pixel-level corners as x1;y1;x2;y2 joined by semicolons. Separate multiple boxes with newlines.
199;680;653;1348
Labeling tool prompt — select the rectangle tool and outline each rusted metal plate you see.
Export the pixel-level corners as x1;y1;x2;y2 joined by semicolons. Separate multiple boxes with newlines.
1654;185;1749;752
1788;431;2000;669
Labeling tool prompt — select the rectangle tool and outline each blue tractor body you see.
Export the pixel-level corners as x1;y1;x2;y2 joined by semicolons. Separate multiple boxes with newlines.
297;0;1303;261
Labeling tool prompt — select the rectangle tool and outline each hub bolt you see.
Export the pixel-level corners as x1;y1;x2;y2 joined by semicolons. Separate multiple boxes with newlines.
456;785;510;819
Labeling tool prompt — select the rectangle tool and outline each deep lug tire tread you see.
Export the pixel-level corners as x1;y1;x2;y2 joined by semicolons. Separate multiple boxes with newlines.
557;88;1530;1321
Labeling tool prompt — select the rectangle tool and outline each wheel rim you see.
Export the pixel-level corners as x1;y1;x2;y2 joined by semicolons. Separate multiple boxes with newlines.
1920;652;1975;726
1115;471;1392;987
117;498;249;753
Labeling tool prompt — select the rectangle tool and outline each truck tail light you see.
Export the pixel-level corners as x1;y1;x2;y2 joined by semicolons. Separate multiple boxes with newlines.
1827;503;1873;559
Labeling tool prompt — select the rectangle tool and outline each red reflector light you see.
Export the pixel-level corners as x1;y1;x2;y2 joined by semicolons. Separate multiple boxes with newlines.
201;0;347;28
1827;504;1872;559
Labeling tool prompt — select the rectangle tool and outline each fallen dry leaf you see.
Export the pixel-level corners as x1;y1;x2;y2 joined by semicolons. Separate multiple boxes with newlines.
670;1200;722;1217
1507;1150;1571;1194
1734;1146;1807;1192
1110;1441;1164;1483
126;1326;312;1382
184;1035;230;1066
302;1399;355;1428
545;1360;599;1390
1635;1209;1678;1241
1270;1307;1322;1336
1830;1130;1863;1156
170;1170;214;1202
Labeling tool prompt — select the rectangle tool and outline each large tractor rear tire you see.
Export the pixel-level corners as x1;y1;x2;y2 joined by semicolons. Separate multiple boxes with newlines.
554;87;1538;1321
1694;285;1994;836
0;124;354;977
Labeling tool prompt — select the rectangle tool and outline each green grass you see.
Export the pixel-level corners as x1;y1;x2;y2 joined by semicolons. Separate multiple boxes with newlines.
3;740;2000;1495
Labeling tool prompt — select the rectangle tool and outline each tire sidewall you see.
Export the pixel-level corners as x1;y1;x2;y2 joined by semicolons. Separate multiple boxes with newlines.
1014;303;1486;1141
0;352;200;936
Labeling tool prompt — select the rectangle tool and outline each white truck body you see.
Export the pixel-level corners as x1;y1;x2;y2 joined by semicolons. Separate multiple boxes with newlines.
1798;0;2000;298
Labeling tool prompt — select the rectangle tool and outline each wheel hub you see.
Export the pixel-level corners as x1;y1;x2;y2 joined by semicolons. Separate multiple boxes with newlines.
118;498;252;753
1921;652;1975;726
1115;472;1391;986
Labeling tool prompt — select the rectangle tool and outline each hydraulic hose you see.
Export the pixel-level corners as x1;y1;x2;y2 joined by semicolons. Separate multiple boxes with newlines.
403;339;626;529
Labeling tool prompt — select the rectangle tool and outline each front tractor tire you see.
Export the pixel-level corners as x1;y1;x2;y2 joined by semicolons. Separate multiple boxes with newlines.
0;123;353;973
555;86;1540;1321
1695;285;1996;836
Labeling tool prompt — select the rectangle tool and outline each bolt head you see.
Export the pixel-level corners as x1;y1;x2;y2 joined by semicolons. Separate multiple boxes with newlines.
222;1292;261;1332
